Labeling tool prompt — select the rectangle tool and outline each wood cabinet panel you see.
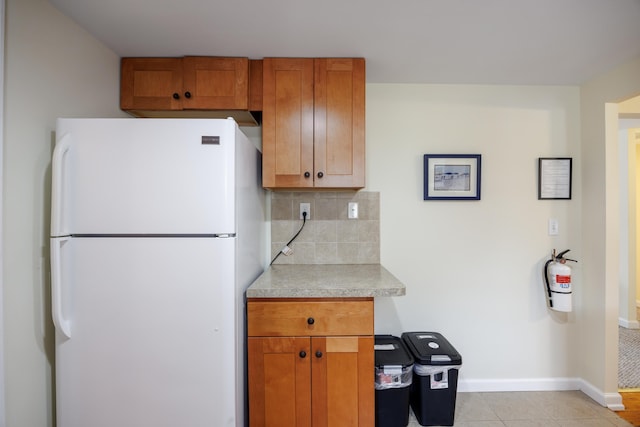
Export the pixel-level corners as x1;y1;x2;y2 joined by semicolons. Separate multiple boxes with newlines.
311;336;374;427
314;58;365;188
182;56;248;110
120;58;182;110
120;56;261;125
247;298;373;427
248;335;373;427
262;58;314;188
247;299;373;337
248;337;311;427
249;59;263;111
262;58;365;189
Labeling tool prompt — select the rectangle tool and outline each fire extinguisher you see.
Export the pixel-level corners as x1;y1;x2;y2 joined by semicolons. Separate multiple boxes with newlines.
544;249;577;312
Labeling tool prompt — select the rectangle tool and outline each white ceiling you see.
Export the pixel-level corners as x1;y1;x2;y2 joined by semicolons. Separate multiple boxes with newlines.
50;0;640;85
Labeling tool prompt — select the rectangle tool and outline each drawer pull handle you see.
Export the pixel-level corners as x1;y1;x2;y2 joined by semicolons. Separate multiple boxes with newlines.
307;317;315;325
315;351;323;358
172;93;180;100
299;351;307;359
304;171;311;178
317;171;324;178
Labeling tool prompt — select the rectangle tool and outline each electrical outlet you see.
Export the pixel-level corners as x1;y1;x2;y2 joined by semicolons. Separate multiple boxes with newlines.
300;203;311;220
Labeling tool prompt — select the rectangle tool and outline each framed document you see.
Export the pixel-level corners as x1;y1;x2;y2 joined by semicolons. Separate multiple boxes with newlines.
538;158;572;200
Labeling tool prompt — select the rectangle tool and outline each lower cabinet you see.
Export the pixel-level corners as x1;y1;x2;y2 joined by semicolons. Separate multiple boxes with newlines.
247;299;374;427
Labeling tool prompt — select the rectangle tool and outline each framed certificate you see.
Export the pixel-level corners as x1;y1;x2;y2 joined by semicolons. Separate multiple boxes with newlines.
538;158;572;200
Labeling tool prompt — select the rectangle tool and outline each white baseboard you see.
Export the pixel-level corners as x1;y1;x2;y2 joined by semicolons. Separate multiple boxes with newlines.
457;377;624;410
579;378;624;411
458;377;581;393
619;316;640;329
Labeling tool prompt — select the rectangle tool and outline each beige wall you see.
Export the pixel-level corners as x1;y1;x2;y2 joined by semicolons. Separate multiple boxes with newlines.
366;84;583;390
4;0;124;425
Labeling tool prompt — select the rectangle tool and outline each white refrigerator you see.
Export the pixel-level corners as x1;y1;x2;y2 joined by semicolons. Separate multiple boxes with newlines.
50;118;266;427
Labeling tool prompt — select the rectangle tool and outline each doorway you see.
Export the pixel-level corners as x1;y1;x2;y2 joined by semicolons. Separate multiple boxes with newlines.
618;95;640;393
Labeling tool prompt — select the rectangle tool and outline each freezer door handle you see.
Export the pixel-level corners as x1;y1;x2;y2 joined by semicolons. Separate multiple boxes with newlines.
51;237;72;338
51;132;72;237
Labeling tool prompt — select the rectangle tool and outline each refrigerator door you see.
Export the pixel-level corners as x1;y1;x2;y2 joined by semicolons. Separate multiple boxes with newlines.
52;118;238;236
52;236;238;427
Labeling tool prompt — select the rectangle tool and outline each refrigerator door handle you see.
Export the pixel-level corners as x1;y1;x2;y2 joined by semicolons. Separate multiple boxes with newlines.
51;132;72;237
51;237;72;339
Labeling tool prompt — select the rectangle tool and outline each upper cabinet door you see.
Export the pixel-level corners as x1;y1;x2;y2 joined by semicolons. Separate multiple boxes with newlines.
120;58;183;110
262;58;315;189
262;58;365;190
182;57;249;110
314;58;365;189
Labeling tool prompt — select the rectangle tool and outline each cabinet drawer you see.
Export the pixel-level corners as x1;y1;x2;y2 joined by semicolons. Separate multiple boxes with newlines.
247;299;373;337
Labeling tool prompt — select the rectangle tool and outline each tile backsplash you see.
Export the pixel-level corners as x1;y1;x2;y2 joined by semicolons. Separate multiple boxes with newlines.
270;191;380;264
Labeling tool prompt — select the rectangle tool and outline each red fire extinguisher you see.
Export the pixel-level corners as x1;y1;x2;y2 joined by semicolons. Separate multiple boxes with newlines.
544;249;577;312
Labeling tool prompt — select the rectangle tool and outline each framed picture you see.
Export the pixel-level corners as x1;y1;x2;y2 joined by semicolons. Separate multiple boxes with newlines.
423;154;481;200
538;157;572;200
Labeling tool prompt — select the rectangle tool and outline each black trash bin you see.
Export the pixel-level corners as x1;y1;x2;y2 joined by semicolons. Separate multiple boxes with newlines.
374;335;414;427
401;332;462;427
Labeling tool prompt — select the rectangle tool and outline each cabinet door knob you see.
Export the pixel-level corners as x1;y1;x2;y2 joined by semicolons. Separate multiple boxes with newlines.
299;351;307;359
307;317;315;325
304;171;311;178
317;171;324;178
172;93;180;100
184;91;192;99
315;351;323;358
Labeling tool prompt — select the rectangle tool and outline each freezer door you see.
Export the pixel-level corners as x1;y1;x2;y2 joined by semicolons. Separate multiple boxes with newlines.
53;237;240;427
52;118;239;236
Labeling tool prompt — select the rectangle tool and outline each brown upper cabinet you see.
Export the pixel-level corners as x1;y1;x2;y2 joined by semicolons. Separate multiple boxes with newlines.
262;58;365;189
120;57;262;126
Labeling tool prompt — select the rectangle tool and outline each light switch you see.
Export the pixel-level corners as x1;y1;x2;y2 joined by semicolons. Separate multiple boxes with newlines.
348;202;358;219
548;218;559;236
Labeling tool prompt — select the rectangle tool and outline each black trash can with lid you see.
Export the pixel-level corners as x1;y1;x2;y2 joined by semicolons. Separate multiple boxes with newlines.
401;332;462;426
374;335;414;427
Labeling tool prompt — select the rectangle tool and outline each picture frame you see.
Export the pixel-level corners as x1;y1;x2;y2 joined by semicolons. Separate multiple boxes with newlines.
538;157;572;200
423;154;481;200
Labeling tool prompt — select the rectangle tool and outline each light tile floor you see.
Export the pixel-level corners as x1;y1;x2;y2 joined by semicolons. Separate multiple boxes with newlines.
404;391;634;426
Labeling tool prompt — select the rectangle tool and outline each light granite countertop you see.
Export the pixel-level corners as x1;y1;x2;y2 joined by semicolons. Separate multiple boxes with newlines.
246;264;406;298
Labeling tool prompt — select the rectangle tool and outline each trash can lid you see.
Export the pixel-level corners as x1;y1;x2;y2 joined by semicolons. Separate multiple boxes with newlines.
374;335;414;368
401;332;462;366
